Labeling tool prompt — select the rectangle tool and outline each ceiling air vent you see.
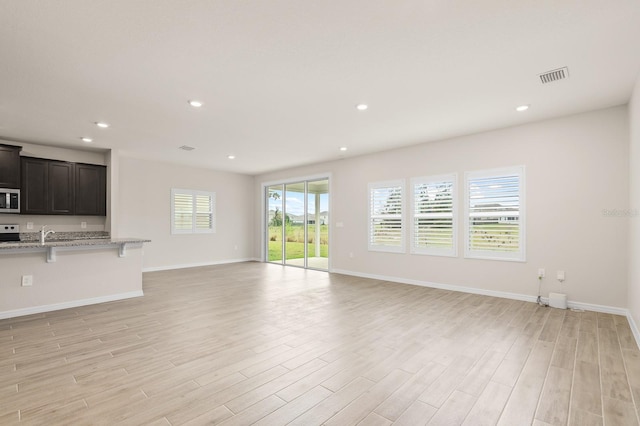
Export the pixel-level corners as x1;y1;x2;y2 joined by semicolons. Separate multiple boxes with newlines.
539;67;569;84
178;145;195;151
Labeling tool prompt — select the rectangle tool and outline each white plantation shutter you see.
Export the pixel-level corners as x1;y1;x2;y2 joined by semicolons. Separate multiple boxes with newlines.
368;180;405;253
195;194;214;231
173;192;193;231
411;174;457;256
171;189;216;234
464;166;525;261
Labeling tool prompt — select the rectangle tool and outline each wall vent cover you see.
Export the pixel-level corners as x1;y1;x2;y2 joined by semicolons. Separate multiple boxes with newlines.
539;67;569;84
179;145;195;151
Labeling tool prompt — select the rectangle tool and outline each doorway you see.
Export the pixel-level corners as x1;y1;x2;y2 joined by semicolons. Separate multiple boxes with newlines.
266;178;329;270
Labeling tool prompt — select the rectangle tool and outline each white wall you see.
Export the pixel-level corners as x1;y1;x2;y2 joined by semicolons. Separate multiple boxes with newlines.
117;156;255;270
628;75;640;328
0;139;108;232
254;106;630;309
0;245;144;318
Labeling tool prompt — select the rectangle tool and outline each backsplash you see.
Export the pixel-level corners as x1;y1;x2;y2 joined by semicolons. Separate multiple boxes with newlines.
0;215;106;233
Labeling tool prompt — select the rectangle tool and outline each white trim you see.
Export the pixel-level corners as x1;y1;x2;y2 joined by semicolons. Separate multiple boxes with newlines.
330;268;629;316
261;173;332;269
410;173;458;257
464;165;526;262
368;179;406;253
627;313;640;350
261;173;333;188
171;188;216;235
142;258;258;273
0;291;144;320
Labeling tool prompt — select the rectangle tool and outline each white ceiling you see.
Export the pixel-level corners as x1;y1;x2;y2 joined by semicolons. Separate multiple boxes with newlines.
1;1;639;175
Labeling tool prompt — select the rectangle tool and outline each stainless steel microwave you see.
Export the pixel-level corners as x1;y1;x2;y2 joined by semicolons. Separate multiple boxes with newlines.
0;188;20;213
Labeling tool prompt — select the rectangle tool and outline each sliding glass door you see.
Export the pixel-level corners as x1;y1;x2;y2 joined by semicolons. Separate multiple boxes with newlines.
266;178;329;270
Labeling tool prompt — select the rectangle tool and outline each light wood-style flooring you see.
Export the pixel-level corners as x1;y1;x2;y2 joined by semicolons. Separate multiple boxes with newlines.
1;262;640;425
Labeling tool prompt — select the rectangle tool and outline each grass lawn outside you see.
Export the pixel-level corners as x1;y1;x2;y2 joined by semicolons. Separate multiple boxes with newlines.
268;241;328;261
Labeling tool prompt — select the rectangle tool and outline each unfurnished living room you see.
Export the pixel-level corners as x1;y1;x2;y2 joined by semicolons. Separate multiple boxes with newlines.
2;1;640;425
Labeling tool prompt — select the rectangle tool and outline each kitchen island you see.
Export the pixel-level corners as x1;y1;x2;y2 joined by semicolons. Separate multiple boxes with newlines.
0;235;150;319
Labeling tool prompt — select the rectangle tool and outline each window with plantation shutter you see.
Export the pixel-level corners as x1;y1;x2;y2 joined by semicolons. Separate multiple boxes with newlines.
171;189;215;234
411;174;457;256
464;166;525;261
368;180;405;253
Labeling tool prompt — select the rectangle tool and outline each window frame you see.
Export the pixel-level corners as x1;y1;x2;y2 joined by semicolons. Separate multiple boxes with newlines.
368;179;406;253
464;166;525;261
410;173;458;257
171;188;216;235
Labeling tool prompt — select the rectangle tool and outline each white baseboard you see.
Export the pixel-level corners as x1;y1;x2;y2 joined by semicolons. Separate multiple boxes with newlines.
143;258;259;273
0;290;144;320
331;268;629;316
628;313;640;350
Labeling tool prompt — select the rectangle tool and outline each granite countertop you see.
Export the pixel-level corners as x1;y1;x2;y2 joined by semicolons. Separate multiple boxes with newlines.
0;232;150;250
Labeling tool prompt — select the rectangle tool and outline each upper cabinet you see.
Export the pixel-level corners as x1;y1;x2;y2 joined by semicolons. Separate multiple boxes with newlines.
21;157;107;216
0;144;22;188
21;157;49;214
49;161;75;215
75;163;106;216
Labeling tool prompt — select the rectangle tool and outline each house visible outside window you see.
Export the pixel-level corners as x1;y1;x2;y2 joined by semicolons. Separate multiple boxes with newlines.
411;174;457;256
368;180;405;253
171;189;215;234
464;166;525;261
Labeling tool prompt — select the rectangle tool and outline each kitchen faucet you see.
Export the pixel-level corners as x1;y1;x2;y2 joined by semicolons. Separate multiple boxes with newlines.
40;225;55;245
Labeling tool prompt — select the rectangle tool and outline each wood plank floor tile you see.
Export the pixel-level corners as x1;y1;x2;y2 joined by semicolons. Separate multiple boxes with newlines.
218;395;286;426
1;262;640;425
252;385;332;426
497;340;555;425
535;366;572;425
325;369;412;425
426;390;476;425
289;377;375;426
462;380;512;426
393;400;437;426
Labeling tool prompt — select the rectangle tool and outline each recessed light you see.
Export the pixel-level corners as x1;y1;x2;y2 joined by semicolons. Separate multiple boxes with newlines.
227;155;236;160
189;100;203;108
95;122;109;128
516;105;529;112
81;137;93;143
356;104;368;111
340;147;348;151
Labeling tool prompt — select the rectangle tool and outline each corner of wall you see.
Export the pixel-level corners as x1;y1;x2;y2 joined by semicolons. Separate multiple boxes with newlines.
628;70;640;349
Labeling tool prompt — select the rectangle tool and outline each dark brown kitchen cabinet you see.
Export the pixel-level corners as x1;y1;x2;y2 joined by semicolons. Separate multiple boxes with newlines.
21;157;75;215
21;157;49;214
21;157;106;216
48;161;75;214
75;163;106;216
0;144;22;188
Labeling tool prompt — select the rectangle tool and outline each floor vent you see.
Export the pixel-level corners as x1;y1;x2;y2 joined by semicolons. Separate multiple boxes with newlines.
179;145;195;151
539;67;569;84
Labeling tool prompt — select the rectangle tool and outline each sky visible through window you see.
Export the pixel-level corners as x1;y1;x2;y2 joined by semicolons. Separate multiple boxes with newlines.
269;190;328;216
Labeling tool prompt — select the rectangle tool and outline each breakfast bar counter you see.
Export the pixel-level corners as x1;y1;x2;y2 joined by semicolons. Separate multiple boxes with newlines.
0;237;150;262
0;233;150;320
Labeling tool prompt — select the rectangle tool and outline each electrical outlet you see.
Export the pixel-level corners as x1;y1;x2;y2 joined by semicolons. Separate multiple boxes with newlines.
557;270;566;282
538;268;545;279
26;222;34;230
81;221;87;229
21;275;33;287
